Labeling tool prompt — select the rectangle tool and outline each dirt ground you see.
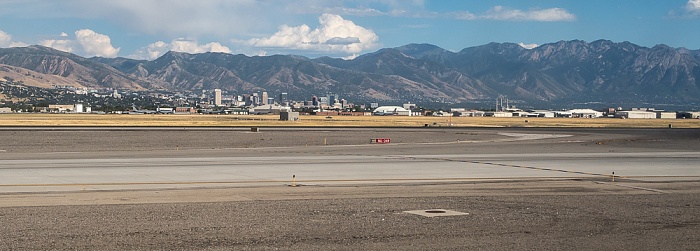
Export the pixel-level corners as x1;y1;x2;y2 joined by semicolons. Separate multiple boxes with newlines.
0;127;699;250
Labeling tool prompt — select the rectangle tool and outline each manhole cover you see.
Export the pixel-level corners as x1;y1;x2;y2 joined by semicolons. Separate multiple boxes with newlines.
424;209;447;214
404;209;469;217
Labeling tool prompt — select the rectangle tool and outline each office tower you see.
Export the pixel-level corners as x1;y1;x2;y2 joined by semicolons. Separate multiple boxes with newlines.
214;89;222;106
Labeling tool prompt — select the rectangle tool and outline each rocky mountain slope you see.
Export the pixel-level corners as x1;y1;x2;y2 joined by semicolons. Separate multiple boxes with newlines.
1;40;699;106
0;46;149;90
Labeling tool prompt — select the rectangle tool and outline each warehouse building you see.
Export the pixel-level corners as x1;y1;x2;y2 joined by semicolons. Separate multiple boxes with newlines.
678;111;700;119
655;111;676;119
615;111;657;119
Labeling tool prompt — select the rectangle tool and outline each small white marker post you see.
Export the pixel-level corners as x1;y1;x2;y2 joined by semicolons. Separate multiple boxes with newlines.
292;175;297;187
612;171;615;182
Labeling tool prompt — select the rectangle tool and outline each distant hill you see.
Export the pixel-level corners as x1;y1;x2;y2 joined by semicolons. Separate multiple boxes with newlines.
1;40;699;107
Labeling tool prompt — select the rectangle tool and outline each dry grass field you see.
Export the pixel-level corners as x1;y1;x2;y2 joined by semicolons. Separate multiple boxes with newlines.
0;113;699;128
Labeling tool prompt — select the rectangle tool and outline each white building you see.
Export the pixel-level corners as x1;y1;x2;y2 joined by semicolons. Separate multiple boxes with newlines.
527;110;555;118
373;106;411;116
262;92;269;105
157;107;174;114
214;89;222;106
567;109;604;118
74;104;84;113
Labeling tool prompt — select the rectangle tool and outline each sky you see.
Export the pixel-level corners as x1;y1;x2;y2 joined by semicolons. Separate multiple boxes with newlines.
0;0;699;60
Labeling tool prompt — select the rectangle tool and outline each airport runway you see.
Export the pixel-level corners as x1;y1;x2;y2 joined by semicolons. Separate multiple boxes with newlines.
1;151;699;193
0;127;698;193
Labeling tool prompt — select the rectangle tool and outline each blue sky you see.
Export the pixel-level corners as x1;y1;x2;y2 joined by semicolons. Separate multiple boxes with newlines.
0;0;698;59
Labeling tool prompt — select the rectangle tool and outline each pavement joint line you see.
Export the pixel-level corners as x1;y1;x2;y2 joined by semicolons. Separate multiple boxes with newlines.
594;181;669;194
0;177;599;187
407;156;612;178
403;157;700;180
2;176;698;188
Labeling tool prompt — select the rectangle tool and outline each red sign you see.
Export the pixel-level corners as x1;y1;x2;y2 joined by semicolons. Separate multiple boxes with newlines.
372;138;391;144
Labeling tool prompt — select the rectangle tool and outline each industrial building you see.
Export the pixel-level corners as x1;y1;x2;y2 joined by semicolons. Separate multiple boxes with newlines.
484;112;513;117
280;111;299;121
655;111;676;119
615;111;657;119
567;109;604;118
249;105;290;115
48;104;75;113
526;110;556;117
678;111;700;119
175;107;197;114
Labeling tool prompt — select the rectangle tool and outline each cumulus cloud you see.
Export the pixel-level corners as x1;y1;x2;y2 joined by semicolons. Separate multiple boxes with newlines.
247;13;379;55
481;6;576;21
75;29;120;57
0;30;13;47
133;38;231;60
38;29;119;57
0;30;28;48
518;42;539;49
687;0;700;13
39;39;74;52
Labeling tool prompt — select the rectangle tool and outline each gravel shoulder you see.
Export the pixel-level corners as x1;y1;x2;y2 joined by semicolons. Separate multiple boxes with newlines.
1;182;698;250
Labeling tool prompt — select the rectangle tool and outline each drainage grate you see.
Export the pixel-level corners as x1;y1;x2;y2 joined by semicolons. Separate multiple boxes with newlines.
403;209;469;217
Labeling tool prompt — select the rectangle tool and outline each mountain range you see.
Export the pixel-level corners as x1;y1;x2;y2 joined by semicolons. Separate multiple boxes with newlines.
1;40;699;108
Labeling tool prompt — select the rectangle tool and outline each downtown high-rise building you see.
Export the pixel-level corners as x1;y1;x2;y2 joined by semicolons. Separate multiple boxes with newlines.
261;92;269;105
278;92;288;105
214;89;222;106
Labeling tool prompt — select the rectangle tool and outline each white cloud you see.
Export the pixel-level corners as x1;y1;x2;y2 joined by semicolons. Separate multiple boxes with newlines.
0;29;28;48
38;29;118;57
134;38;232;60
687;0;700;12
247;13;379;55
293;3;573;22
75;29;120;57
65;0;267;38
518;42;539;50
481;6;576;21
39;39;74;52
0;30;12;46
449;11;477;20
